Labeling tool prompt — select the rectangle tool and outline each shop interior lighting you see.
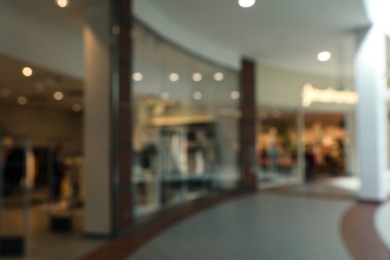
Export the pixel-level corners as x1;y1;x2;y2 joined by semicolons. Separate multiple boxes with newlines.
22;67;33;77
214;72;224;81
260;112;268;119
161;92;170;100
272;110;281;118
192;73;203;82
1;89;10;97
56;0;69;8
238;0;256;8
53;91;64;101
317;51;332;62
230;91;240;100
72;103;82;112
17;96;28;105
169;73;179;82
133;72;143;82
193;91;202;100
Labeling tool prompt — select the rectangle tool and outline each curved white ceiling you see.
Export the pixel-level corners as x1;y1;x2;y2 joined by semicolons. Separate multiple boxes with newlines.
3;0;371;79
144;0;370;78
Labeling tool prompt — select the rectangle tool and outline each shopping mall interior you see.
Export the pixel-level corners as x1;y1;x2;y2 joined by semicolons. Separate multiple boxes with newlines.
1;0;390;259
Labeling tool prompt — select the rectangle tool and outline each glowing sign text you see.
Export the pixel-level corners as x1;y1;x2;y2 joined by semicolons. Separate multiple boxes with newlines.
301;83;359;107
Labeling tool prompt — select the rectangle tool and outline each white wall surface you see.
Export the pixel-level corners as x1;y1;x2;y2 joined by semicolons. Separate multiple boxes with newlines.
0;1;84;79
355;26;389;201
83;0;112;236
257;64;355;112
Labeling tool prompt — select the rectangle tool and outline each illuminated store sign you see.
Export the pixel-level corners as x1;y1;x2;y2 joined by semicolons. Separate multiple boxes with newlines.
301;83;359;107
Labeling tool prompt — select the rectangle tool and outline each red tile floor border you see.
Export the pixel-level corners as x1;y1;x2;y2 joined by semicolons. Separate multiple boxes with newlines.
264;188;353;201
341;202;390;260
268;184;390;259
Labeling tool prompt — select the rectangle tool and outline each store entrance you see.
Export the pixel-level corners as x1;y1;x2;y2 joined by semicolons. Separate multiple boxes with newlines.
257;109;351;188
303;113;348;182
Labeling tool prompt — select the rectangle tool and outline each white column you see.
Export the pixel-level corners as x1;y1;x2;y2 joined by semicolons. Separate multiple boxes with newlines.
355;25;389;201
84;0;112;235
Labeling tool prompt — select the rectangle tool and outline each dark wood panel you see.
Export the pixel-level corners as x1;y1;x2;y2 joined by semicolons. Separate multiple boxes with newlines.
239;59;257;189
111;0;133;234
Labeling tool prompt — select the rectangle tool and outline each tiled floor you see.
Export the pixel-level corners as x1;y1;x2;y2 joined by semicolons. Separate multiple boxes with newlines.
128;193;353;260
3;178;390;259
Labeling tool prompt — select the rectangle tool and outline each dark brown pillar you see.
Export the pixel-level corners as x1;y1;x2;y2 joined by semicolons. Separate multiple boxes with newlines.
111;0;133;234
239;58;257;189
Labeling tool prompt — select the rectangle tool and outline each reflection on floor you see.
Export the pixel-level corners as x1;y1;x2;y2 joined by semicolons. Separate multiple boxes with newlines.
267;177;359;200
326;177;360;192
257;169;301;188
271;175;390;195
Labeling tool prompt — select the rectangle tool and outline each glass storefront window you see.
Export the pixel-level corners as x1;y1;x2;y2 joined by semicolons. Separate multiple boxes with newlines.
303;113;347;180
387;36;390;88
132;22;240;217
257;108;301;187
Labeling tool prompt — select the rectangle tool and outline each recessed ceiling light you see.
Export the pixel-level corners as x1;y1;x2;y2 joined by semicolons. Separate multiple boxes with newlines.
317;51;332;62
72;103;82;112
161;92;170;100
238;0;256;8
192;73;203;82
169;73;179;82
56;0;69;8
193;91;202;100
133;72;143;82
22;67;33;77
17;96;28;105
230;91;240;100
53;91;64;101
1;89;10;97
214;72;224;81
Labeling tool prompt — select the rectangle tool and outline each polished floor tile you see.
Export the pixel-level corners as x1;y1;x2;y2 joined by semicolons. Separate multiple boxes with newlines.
128;193;353;260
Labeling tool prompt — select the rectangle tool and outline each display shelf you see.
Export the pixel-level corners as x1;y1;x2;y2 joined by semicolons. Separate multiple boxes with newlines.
162;173;212;182
163;190;209;207
132;173;156;184
134;204;160;218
